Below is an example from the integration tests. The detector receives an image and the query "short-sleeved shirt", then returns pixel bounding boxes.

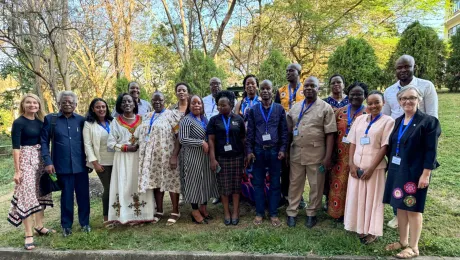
[287,98,337,165]
[207,113,245,157]
[383,77,438,119]
[11,116,43,148]
[347,114,395,170]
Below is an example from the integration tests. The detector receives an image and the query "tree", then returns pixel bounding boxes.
[175,50,226,97]
[385,21,446,88]
[258,49,290,89]
[327,38,382,90]
[446,31,460,92]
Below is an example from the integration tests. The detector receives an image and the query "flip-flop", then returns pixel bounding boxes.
[253,217,263,225]
[271,217,282,227]
[166,213,180,226]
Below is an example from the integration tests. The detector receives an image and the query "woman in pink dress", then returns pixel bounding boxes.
[344,90,395,244]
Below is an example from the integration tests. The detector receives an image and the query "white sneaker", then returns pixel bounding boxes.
[387,216,398,229]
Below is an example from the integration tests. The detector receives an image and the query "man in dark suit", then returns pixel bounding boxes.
[41,91,90,237]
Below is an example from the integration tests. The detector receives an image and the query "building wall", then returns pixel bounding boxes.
[445,0,460,38]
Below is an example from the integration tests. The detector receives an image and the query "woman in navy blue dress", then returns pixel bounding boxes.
[383,85,441,259]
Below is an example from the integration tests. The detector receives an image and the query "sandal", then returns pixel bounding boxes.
[386,241,409,251]
[363,235,378,245]
[166,213,180,226]
[253,216,263,226]
[395,247,419,259]
[24,236,35,250]
[271,217,282,227]
[152,212,164,224]
[34,226,56,236]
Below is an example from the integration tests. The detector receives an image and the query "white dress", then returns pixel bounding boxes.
[107,115,155,224]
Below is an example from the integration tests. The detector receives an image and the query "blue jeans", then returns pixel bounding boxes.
[252,146,282,217]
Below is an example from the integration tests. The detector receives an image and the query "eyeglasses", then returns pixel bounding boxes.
[399,96,418,102]
[60,100,75,105]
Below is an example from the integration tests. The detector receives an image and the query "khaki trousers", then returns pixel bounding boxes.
[286,161,325,217]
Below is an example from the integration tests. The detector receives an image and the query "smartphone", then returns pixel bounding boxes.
[216,165,222,173]
[357,168,364,178]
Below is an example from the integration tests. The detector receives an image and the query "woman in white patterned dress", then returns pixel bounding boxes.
[138,91,181,226]
[107,93,154,225]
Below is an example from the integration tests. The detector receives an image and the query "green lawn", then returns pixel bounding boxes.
[0,93,459,256]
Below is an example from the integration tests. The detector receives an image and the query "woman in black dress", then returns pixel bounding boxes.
[383,85,441,259]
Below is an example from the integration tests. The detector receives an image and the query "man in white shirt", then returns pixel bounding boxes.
[383,55,438,119]
[203,77,222,121]
[383,54,439,229]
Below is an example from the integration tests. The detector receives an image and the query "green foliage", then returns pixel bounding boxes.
[446,32,460,92]
[327,38,382,90]
[0,60,35,110]
[385,21,446,88]
[258,50,290,90]
[175,50,226,97]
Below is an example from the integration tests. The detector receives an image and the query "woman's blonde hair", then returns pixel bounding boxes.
[19,93,46,121]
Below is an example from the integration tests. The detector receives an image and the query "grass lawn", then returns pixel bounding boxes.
[0,93,459,257]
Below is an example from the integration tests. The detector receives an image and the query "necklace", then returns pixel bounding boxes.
[122,114,136,120]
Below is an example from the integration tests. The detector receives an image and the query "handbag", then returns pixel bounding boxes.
[39,173,61,197]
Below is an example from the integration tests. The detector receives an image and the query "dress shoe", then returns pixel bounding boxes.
[231,218,239,225]
[62,228,72,237]
[81,225,91,233]
[286,216,296,227]
[224,218,232,226]
[305,216,317,229]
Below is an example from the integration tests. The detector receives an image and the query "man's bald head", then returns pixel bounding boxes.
[396,55,415,68]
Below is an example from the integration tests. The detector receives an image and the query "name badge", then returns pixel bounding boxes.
[293,129,299,136]
[224,144,233,151]
[360,137,370,145]
[145,136,150,142]
[342,136,350,144]
[107,147,115,152]
[262,134,271,141]
[232,121,238,126]
[392,156,401,165]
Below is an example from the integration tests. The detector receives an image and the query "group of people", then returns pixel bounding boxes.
[8,54,440,259]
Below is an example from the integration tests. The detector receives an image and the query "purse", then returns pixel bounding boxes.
[39,173,61,197]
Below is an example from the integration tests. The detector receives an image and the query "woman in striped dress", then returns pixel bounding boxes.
[179,95,219,224]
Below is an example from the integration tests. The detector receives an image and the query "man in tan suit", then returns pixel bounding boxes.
[286,76,337,228]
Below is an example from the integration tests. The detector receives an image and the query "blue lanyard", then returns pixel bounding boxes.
[295,100,315,129]
[192,114,207,131]
[242,95,258,114]
[147,109,165,135]
[396,116,414,155]
[346,105,364,134]
[221,114,232,144]
[364,113,382,136]
[259,102,274,133]
[288,83,301,109]
[98,120,110,134]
